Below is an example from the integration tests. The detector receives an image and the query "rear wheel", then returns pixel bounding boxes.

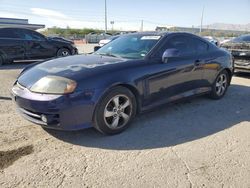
[57,48,71,57]
[209,70,229,99]
[94,87,137,135]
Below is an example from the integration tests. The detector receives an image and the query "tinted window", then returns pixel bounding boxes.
[168,36,195,55]
[19,30,45,40]
[192,37,209,52]
[153,35,208,58]
[232,35,250,42]
[156,35,196,57]
[0,28,20,39]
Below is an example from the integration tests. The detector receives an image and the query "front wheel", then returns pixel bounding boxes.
[209,70,229,99]
[57,48,71,57]
[94,87,137,135]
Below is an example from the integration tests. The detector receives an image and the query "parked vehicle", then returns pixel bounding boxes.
[99,35,120,47]
[0,28,78,66]
[94,35,120,52]
[203,36,220,46]
[221,34,250,73]
[85,32,112,43]
[12,32,233,135]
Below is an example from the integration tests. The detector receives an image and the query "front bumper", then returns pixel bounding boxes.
[234,59,250,73]
[11,83,94,130]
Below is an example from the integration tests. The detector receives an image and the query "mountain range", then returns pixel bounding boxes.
[203,23,250,31]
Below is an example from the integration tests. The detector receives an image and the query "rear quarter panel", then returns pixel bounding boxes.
[202,48,233,85]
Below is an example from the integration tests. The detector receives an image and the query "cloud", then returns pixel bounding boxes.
[29,8,154,31]
[31,8,68,19]
[0,11,20,19]
[30,7,101,29]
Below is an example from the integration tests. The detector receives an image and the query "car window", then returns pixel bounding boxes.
[19,30,45,41]
[95,35,161,59]
[0,28,20,39]
[244,36,250,42]
[167,36,195,55]
[232,35,250,42]
[155,35,196,58]
[192,37,209,52]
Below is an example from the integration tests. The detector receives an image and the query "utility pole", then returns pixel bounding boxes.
[105,0,107,33]
[110,21,114,31]
[140,20,144,32]
[200,6,205,34]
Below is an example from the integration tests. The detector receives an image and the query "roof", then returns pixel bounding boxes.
[126,31,169,36]
[0,17,45,30]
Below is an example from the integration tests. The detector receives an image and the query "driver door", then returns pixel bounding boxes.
[143,34,204,106]
[20,29,56,60]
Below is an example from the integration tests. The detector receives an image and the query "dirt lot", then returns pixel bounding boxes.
[0,62,250,188]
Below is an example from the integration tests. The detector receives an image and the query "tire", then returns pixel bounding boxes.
[94,86,137,135]
[57,48,71,57]
[209,70,229,100]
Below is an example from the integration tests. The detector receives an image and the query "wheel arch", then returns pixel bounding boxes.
[116,83,142,113]
[223,68,233,85]
[92,83,142,123]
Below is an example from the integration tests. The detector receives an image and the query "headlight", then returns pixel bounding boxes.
[30,76,77,94]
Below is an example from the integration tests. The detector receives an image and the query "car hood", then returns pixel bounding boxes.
[17,54,127,89]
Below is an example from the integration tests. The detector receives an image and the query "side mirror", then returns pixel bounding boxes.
[94,46,101,52]
[162,48,180,63]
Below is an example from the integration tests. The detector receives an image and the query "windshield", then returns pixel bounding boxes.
[232,35,250,43]
[95,34,161,59]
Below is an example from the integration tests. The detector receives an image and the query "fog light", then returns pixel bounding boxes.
[41,115,48,123]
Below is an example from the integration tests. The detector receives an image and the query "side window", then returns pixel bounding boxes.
[29,31,45,41]
[166,36,196,56]
[19,30,45,41]
[243,36,250,42]
[153,35,196,58]
[0,29,19,39]
[192,37,209,52]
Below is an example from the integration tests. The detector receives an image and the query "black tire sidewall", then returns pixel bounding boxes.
[210,70,229,99]
[94,87,137,135]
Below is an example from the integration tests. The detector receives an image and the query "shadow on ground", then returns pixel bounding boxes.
[234,72,250,79]
[47,84,250,150]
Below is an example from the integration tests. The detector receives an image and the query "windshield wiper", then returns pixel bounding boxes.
[96,52,121,58]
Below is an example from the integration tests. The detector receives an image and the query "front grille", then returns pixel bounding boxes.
[235,59,250,66]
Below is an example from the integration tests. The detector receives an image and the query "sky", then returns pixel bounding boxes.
[0,0,249,30]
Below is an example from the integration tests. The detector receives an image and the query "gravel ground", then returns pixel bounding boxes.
[0,61,250,188]
[76,44,97,54]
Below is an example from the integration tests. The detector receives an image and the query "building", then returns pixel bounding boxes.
[155,26,247,36]
[0,17,45,30]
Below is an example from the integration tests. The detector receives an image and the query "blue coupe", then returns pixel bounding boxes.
[12,32,234,134]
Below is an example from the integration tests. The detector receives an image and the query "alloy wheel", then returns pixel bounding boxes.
[215,74,227,96]
[61,50,69,56]
[103,95,132,130]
